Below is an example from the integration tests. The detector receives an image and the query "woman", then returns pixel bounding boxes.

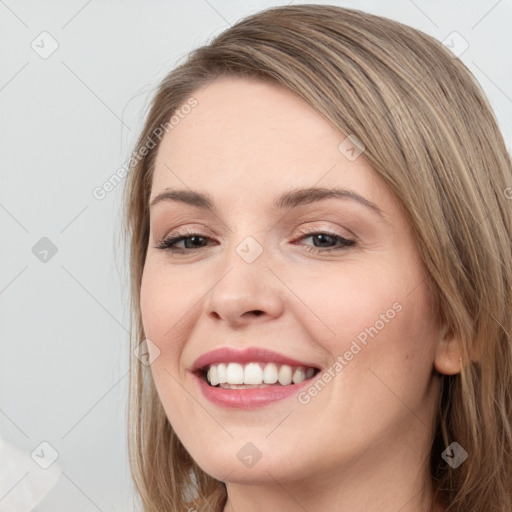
[122,4,512,511]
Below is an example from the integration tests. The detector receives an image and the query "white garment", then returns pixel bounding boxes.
[0,436,61,512]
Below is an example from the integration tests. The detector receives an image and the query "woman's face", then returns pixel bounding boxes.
[140,77,444,487]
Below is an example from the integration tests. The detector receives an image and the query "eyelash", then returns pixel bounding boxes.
[154,228,357,255]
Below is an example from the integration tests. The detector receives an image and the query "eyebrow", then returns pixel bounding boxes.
[149,186,387,220]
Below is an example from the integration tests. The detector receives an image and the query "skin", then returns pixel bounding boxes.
[140,76,461,512]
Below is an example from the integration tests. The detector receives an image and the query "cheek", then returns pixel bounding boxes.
[140,265,165,343]
[139,263,198,419]
[139,260,216,392]
[282,260,406,348]
[291,257,436,387]
[286,266,437,456]
[139,261,197,344]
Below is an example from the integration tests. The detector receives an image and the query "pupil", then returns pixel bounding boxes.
[185,236,204,249]
[314,234,334,247]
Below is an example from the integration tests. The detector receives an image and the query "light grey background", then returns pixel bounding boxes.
[0,0,510,510]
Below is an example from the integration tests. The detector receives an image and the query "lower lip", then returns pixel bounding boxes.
[191,371,315,409]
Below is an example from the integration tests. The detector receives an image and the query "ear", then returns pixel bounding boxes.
[434,324,463,375]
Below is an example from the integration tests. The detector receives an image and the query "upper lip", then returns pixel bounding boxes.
[190,347,321,373]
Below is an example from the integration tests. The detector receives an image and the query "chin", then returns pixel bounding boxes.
[185,441,314,485]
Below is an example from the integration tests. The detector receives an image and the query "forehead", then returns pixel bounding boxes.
[151,77,387,209]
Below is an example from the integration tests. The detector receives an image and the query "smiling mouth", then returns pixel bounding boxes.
[198,361,321,388]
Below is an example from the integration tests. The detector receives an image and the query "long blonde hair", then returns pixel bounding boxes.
[122,4,512,511]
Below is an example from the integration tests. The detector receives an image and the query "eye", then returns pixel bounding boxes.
[153,228,357,255]
[293,229,357,254]
[154,229,215,254]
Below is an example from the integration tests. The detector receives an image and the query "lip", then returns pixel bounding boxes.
[190,346,321,373]
[189,346,321,409]
[191,370,317,409]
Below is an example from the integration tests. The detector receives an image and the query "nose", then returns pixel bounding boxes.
[204,252,284,328]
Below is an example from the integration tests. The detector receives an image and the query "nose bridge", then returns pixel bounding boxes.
[205,231,284,324]
[233,233,266,266]
[219,211,270,267]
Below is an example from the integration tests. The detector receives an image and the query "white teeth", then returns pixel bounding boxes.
[263,362,278,384]
[244,362,263,384]
[226,362,244,384]
[278,364,293,385]
[205,362,318,386]
[292,367,306,384]
[217,363,227,384]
